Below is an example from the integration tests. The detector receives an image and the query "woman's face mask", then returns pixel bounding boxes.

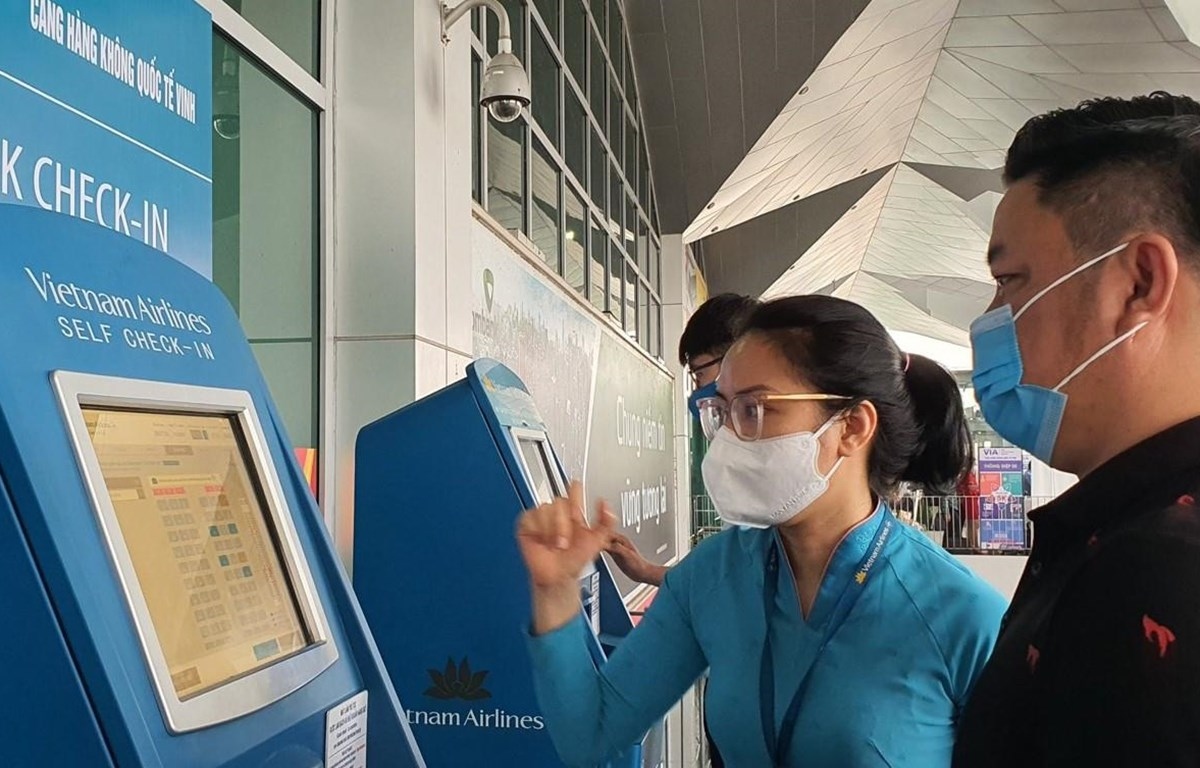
[701,415,843,529]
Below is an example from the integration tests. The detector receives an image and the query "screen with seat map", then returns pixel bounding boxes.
[82,407,312,700]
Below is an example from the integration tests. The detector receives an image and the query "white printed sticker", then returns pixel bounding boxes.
[325,691,368,768]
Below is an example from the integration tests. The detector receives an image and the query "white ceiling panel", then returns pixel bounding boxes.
[956,0,1063,15]
[946,16,1043,47]
[688,0,1200,367]
[949,45,1079,74]
[1053,42,1200,73]
[1149,7,1189,41]
[1055,0,1144,11]
[683,0,956,241]
[1013,10,1163,45]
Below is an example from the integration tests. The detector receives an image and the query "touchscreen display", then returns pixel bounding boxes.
[82,407,311,700]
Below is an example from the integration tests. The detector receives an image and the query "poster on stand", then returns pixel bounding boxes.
[979,447,1027,550]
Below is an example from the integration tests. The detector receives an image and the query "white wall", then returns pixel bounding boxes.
[328,0,474,569]
[328,2,692,759]
[1031,458,1076,499]
[660,233,699,767]
[956,555,1025,602]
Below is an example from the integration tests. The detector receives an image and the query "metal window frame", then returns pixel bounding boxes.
[193,0,336,514]
[472,0,665,361]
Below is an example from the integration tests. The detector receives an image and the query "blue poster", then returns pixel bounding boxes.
[978,448,1027,551]
[0,0,212,277]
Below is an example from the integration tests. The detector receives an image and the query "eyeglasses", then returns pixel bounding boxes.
[687,356,724,386]
[696,393,852,442]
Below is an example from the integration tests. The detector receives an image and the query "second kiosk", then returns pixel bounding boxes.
[354,359,665,767]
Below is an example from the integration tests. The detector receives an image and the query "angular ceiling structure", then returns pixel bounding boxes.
[664,0,1200,368]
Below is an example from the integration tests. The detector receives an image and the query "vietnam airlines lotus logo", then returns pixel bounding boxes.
[425,657,492,701]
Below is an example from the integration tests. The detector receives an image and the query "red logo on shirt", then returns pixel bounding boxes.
[1026,644,1040,673]
[1143,615,1176,659]
[1177,495,1195,507]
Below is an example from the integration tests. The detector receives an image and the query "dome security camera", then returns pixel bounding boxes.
[443,1,531,123]
[481,50,530,123]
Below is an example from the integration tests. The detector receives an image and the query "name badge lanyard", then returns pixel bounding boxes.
[759,513,895,766]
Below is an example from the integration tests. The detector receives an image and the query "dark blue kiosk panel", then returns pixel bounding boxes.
[354,359,665,767]
[0,206,425,767]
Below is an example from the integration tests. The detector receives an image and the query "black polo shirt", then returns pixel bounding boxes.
[953,417,1200,766]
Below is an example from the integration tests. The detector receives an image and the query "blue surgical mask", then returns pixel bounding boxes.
[970,242,1146,464]
[688,381,718,420]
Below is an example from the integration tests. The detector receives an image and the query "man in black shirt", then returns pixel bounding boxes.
[954,92,1200,765]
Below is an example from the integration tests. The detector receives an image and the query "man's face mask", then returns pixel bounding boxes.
[688,381,718,421]
[970,242,1146,464]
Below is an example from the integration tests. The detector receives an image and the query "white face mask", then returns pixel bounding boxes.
[701,417,843,529]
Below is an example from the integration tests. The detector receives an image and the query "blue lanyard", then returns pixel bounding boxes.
[759,512,895,766]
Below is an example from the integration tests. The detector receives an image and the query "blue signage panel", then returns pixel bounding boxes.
[0,205,423,766]
[0,0,212,277]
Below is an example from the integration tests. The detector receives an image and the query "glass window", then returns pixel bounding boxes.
[487,117,527,232]
[531,26,560,149]
[472,53,483,203]
[211,34,318,446]
[623,256,637,337]
[626,49,638,111]
[609,81,622,165]
[534,0,559,43]
[222,0,319,77]
[650,237,661,293]
[609,162,623,240]
[589,215,607,312]
[565,186,587,295]
[609,243,625,325]
[639,280,651,351]
[590,29,606,128]
[624,116,637,192]
[487,0,526,60]
[625,193,637,267]
[531,137,561,270]
[651,298,661,358]
[590,0,606,34]
[590,130,607,211]
[564,0,587,88]
[566,92,587,185]
[639,139,649,204]
[637,217,648,275]
[649,187,657,233]
[608,6,623,79]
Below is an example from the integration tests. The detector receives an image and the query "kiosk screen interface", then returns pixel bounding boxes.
[519,438,558,506]
[81,407,311,700]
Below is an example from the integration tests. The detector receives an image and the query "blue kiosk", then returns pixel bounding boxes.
[0,206,425,767]
[354,359,665,767]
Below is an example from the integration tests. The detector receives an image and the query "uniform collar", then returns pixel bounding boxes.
[772,502,887,627]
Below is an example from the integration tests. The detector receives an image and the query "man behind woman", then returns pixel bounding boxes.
[516,294,1006,766]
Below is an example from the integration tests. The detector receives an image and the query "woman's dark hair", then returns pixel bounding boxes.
[741,295,972,496]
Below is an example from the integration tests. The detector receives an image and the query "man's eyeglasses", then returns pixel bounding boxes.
[687,356,723,386]
[696,392,852,442]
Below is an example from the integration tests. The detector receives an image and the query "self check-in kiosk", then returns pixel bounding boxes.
[354,359,665,767]
[0,206,425,767]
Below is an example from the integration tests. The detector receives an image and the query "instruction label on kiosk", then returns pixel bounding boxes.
[326,691,368,768]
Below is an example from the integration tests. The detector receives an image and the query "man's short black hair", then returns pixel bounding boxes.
[1004,91,1200,264]
[678,293,759,366]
